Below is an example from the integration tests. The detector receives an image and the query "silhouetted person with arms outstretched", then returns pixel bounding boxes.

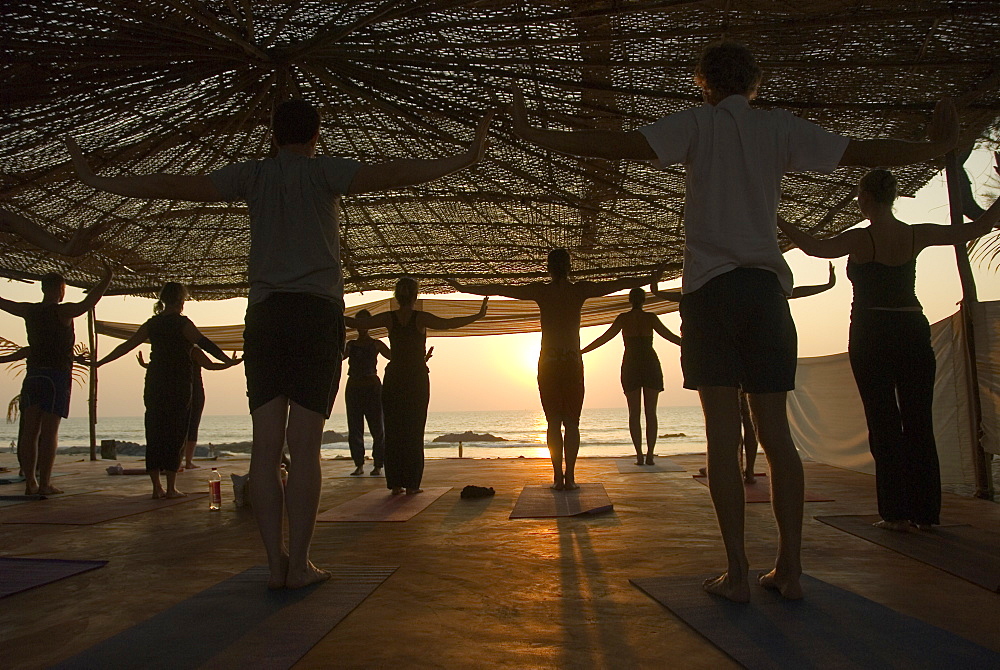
[67,99,494,589]
[350,278,487,494]
[508,40,958,600]
[343,308,391,477]
[450,248,653,490]
[581,287,680,466]
[0,264,112,495]
[780,169,1000,532]
[96,283,236,499]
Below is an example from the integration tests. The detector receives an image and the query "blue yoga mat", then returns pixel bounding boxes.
[54,565,396,670]
[630,572,1000,669]
[0,557,107,598]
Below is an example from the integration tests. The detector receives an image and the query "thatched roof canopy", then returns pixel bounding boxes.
[2,1,999,298]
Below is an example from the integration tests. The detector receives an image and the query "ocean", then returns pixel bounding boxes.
[0,406,707,460]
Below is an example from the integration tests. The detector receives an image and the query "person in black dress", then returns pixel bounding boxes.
[780,169,1000,530]
[350,278,487,494]
[138,346,241,470]
[581,288,680,466]
[97,283,236,499]
[0,263,113,494]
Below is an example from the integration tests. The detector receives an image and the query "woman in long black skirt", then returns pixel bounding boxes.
[780,169,1000,531]
[350,278,487,494]
[97,283,236,498]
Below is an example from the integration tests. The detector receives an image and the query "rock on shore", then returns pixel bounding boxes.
[433,431,506,443]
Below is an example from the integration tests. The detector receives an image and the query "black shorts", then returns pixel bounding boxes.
[680,268,797,393]
[21,367,72,418]
[243,293,344,418]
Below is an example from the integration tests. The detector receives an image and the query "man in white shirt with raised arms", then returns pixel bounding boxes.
[508,41,958,602]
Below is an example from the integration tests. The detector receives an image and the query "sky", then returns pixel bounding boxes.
[0,152,997,419]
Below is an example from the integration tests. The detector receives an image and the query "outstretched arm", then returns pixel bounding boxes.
[0,207,108,256]
[96,324,149,366]
[778,215,868,259]
[789,263,836,299]
[419,297,489,331]
[62,261,114,318]
[510,89,657,160]
[580,273,655,299]
[0,295,29,318]
[650,283,682,302]
[581,316,623,354]
[914,196,1000,249]
[446,277,540,300]
[66,138,223,202]
[651,316,682,346]
[180,320,235,364]
[193,347,242,370]
[840,98,959,167]
[347,311,394,332]
[377,340,391,360]
[348,112,494,195]
[0,347,29,364]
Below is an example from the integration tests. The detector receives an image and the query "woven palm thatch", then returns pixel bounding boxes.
[2,1,1000,299]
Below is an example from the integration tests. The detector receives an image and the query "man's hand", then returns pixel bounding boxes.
[478,296,489,315]
[65,137,97,185]
[464,110,495,165]
[927,97,959,150]
[509,87,531,139]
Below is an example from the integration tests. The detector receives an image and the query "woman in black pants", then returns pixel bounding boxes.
[350,278,487,494]
[98,283,237,498]
[779,169,999,530]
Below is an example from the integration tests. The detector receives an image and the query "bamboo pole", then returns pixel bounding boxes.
[944,151,992,499]
[88,308,98,461]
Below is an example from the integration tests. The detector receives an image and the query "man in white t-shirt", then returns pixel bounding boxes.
[67,100,493,590]
[508,41,958,602]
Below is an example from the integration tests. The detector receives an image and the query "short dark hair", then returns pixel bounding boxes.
[272,99,321,146]
[547,248,571,278]
[40,272,65,295]
[859,169,898,205]
[394,277,419,306]
[629,287,646,308]
[695,41,762,99]
[355,308,372,319]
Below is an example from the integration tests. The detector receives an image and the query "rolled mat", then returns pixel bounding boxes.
[693,474,834,503]
[53,565,396,670]
[509,483,613,519]
[317,487,451,522]
[815,514,1000,592]
[630,572,1000,669]
[0,557,107,598]
[0,493,207,525]
[615,459,685,473]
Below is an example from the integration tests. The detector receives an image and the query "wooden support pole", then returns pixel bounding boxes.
[944,151,992,500]
[88,308,98,461]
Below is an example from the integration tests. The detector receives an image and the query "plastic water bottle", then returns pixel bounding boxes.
[280,464,288,488]
[208,468,222,510]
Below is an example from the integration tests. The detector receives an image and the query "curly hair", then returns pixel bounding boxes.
[695,41,763,99]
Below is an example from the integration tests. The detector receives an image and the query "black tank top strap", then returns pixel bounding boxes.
[865,227,877,260]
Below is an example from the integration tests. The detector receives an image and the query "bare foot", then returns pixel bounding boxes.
[873,519,911,532]
[563,480,580,491]
[645,454,655,465]
[405,488,423,495]
[551,474,565,491]
[268,555,289,590]
[151,490,166,500]
[758,569,803,600]
[703,572,751,603]
[185,463,200,470]
[25,483,39,496]
[165,489,187,499]
[391,487,404,495]
[350,466,363,476]
[285,561,331,590]
[635,455,644,466]
[38,485,64,495]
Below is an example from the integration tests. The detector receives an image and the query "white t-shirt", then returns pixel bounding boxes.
[639,95,849,295]
[210,151,362,308]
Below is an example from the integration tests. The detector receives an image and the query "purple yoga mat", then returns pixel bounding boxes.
[0,557,107,598]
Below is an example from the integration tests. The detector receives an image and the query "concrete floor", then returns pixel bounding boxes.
[2,452,999,669]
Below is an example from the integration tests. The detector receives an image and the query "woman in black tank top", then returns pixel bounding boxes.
[348,278,488,495]
[779,169,1000,530]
